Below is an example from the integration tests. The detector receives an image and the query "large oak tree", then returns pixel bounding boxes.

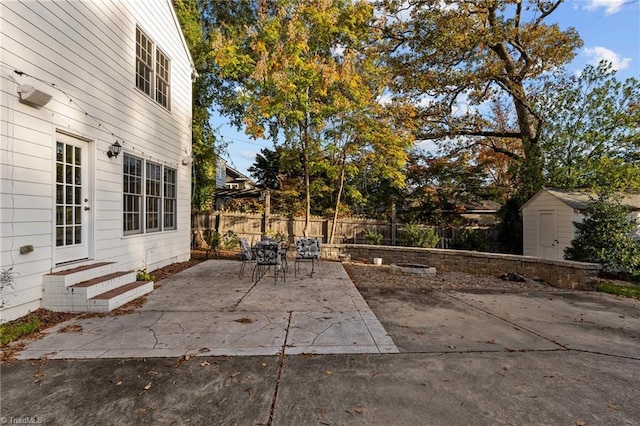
[379,0,583,200]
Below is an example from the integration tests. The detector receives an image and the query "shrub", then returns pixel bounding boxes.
[450,228,488,251]
[565,193,640,277]
[399,223,440,248]
[136,269,155,281]
[221,230,240,250]
[364,229,384,245]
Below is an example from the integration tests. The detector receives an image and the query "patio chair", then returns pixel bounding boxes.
[253,242,285,285]
[238,238,253,278]
[294,237,320,277]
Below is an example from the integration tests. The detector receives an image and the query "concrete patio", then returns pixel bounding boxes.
[15,259,398,359]
[3,259,639,425]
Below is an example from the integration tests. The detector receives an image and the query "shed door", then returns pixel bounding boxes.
[55,133,92,264]
[537,210,558,260]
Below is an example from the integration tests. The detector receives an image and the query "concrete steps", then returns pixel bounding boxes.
[42,262,154,313]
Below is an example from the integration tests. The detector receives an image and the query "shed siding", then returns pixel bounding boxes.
[1,0,192,321]
[522,191,576,259]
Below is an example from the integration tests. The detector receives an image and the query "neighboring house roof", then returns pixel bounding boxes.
[215,187,263,199]
[522,188,640,211]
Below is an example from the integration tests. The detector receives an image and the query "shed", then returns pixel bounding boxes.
[1,0,194,321]
[522,188,640,260]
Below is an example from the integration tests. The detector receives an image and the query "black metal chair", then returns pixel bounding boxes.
[253,242,285,285]
[238,238,253,278]
[294,237,320,277]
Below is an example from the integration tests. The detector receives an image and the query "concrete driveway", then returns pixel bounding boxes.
[2,260,639,425]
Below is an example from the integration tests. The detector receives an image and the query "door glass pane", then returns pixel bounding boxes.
[56,206,63,225]
[66,206,73,225]
[66,164,72,184]
[56,139,84,248]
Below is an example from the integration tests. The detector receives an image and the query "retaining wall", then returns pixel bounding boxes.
[322,244,601,291]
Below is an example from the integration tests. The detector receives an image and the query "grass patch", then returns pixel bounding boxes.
[596,283,640,299]
[0,315,40,345]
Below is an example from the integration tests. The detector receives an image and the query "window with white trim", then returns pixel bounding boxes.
[136,26,171,110]
[123,153,177,234]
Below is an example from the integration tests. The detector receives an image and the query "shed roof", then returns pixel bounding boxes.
[522,188,640,211]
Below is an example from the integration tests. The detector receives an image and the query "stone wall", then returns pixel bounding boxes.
[321,244,601,291]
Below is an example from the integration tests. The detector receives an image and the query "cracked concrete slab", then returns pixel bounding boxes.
[449,291,640,358]
[15,260,397,359]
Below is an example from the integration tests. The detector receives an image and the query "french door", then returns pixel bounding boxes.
[55,132,91,264]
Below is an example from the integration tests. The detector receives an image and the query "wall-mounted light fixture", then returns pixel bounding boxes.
[107,141,122,159]
[182,155,193,166]
[17,84,52,107]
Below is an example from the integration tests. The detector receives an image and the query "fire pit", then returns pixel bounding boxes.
[390,263,436,275]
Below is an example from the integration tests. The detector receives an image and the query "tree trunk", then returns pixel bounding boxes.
[329,159,347,244]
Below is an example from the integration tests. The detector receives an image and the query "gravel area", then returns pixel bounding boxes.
[343,262,564,292]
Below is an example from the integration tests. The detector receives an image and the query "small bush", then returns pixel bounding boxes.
[565,193,640,276]
[364,229,384,245]
[399,223,440,248]
[221,230,240,250]
[0,316,40,345]
[136,269,155,281]
[450,228,488,251]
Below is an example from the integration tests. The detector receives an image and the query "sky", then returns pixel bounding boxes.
[210,0,640,177]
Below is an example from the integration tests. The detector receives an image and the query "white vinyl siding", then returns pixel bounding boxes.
[1,0,192,321]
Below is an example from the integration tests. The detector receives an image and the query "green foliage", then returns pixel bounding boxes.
[399,223,440,248]
[540,61,640,192]
[564,194,640,276]
[204,230,221,258]
[497,198,524,254]
[379,0,582,198]
[364,229,384,245]
[220,230,240,250]
[450,229,488,252]
[0,315,40,345]
[136,269,155,282]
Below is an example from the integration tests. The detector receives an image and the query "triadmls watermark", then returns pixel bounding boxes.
[1,417,44,425]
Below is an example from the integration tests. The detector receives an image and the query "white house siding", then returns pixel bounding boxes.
[1,1,192,322]
[522,191,576,260]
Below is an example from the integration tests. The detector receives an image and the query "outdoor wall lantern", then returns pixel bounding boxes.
[107,141,122,159]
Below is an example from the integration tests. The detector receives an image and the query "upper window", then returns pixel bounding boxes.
[136,26,171,110]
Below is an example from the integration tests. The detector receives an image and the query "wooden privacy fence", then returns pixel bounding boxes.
[192,211,506,253]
